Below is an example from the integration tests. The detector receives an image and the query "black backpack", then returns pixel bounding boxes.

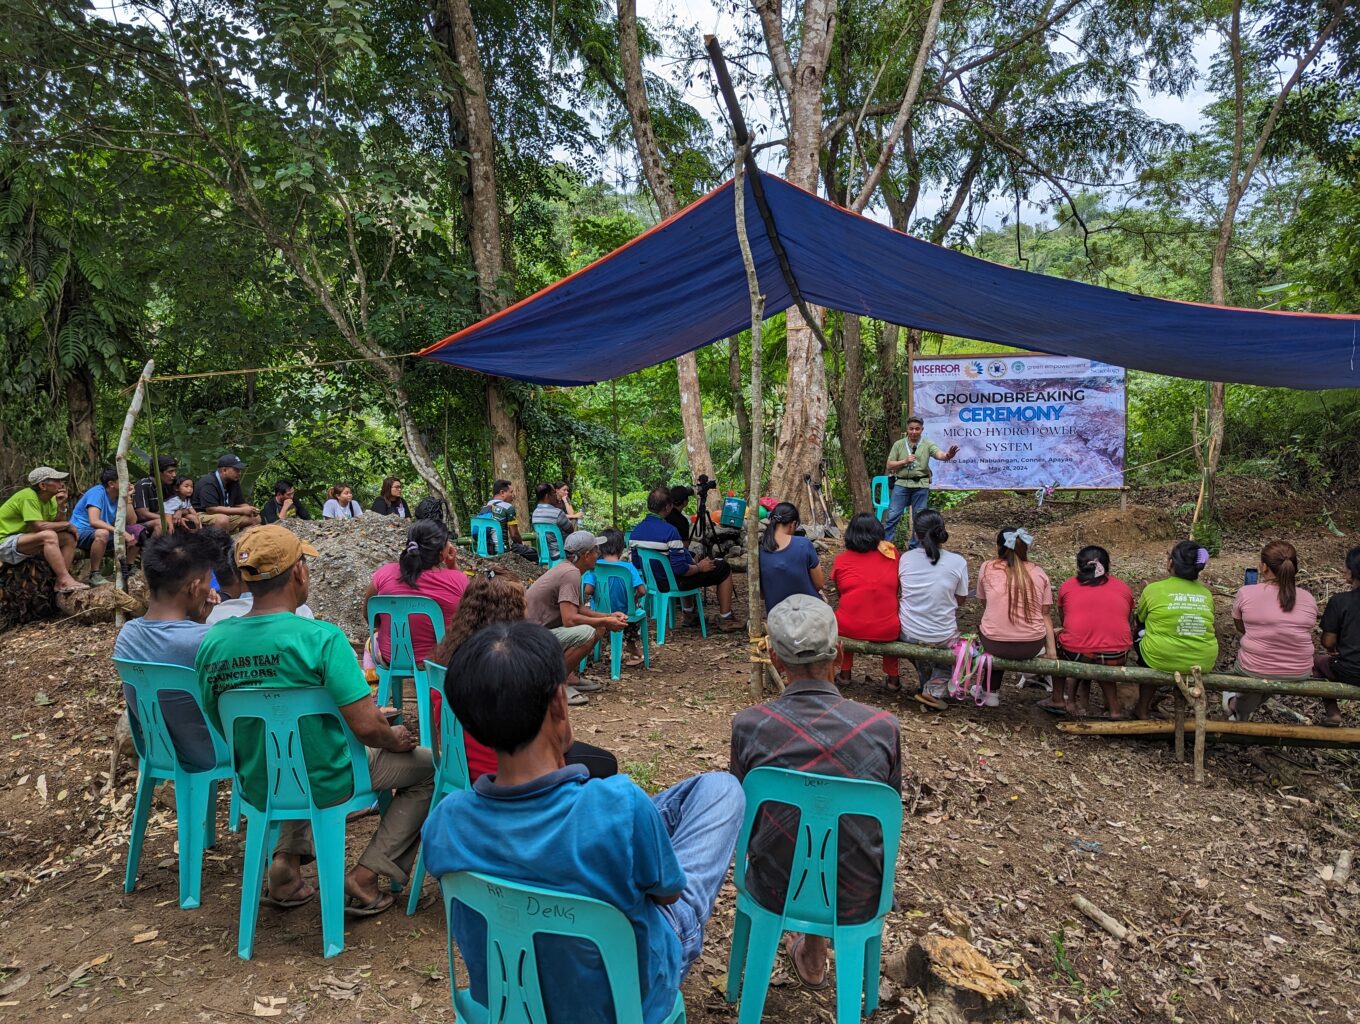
[413,496,448,525]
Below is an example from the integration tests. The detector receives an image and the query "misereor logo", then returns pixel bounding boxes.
[917,362,960,375]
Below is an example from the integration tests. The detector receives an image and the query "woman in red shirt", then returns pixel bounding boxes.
[1045,545,1133,717]
[832,513,902,692]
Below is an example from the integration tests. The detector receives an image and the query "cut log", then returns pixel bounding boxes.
[55,584,146,624]
[891,933,1027,1022]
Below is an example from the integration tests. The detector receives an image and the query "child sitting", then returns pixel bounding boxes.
[162,476,201,531]
[582,527,646,668]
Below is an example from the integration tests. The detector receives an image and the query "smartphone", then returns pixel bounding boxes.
[1244,568,1258,585]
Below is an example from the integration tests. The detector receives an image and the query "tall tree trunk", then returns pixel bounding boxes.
[617,0,716,505]
[66,367,98,482]
[835,315,873,513]
[442,0,529,524]
[758,0,836,503]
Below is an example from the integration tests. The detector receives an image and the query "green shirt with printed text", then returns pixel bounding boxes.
[1134,577,1219,673]
[196,612,372,808]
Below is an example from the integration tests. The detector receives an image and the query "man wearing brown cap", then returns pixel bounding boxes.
[729,594,901,989]
[196,525,434,915]
[0,466,87,592]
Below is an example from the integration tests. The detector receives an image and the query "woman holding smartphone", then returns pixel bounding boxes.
[1224,540,1318,721]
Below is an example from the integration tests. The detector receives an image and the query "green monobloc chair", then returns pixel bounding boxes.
[726,767,903,1024]
[440,869,687,1023]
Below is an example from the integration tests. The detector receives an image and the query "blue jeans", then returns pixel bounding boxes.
[883,483,930,548]
[652,772,746,975]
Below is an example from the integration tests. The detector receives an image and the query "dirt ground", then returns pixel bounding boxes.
[1,477,1358,1023]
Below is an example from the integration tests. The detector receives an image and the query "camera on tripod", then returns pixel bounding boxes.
[695,473,718,502]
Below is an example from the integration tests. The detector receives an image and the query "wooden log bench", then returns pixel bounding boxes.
[841,639,1360,782]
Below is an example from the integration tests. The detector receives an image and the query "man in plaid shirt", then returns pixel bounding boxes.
[729,594,901,989]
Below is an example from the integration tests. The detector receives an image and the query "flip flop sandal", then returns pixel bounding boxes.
[565,686,589,707]
[344,891,395,917]
[261,885,316,909]
[623,654,645,668]
[1036,702,1068,716]
[785,935,830,991]
[914,692,947,711]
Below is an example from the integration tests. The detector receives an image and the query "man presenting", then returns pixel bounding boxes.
[882,416,958,548]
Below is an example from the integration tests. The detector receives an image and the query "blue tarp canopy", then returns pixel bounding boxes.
[419,172,1360,390]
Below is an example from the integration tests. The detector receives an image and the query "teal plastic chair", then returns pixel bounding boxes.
[535,524,565,567]
[114,658,239,910]
[588,561,650,679]
[726,767,903,1024]
[634,546,706,645]
[470,515,505,557]
[440,870,687,1024]
[871,476,891,523]
[367,594,446,738]
[219,686,382,960]
[406,663,471,915]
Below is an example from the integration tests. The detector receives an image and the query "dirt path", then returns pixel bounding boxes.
[1,480,1357,1022]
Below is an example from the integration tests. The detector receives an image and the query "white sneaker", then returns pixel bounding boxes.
[969,684,1001,708]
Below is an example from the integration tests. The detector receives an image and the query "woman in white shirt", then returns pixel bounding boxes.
[897,509,969,709]
[322,484,364,519]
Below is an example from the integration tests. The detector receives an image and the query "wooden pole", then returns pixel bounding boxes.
[733,141,768,704]
[114,360,154,628]
[142,380,169,534]
[1192,666,1208,784]
[1059,718,1360,746]
[840,639,1360,700]
[1173,677,1186,762]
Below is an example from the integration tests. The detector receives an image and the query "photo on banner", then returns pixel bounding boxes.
[911,354,1126,490]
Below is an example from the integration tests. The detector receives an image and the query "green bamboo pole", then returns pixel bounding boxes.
[840,639,1360,701]
[143,379,169,534]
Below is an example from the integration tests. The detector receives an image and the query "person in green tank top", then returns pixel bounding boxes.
[197,525,433,916]
[1133,540,1219,719]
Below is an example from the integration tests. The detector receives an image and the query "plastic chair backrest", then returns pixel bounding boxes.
[871,475,890,511]
[217,687,374,814]
[423,663,470,790]
[441,870,655,1023]
[590,561,643,617]
[470,515,504,556]
[635,546,684,593]
[535,524,565,565]
[367,594,446,673]
[113,658,227,775]
[735,767,902,926]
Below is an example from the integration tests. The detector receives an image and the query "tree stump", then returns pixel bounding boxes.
[0,559,59,629]
[889,934,1028,1023]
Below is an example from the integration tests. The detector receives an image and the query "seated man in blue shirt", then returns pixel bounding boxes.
[630,485,740,632]
[422,620,745,1024]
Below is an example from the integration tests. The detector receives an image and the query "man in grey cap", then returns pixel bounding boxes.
[524,530,628,705]
[191,453,261,534]
[0,467,87,591]
[729,594,902,990]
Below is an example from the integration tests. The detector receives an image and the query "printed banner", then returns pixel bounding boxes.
[910,354,1125,489]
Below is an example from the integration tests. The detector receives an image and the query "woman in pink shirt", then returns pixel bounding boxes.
[975,526,1056,707]
[1224,540,1318,721]
[364,519,468,667]
[1043,545,1134,718]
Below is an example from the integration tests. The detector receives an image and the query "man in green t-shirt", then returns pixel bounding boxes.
[196,525,433,915]
[882,417,959,548]
[0,466,87,592]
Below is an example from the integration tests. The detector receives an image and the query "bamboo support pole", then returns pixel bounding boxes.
[1058,718,1360,746]
[114,360,154,628]
[840,639,1360,700]
[1192,667,1208,784]
[1174,681,1186,762]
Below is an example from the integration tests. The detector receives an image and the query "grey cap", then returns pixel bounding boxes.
[564,531,604,556]
[767,594,839,665]
[27,466,69,485]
